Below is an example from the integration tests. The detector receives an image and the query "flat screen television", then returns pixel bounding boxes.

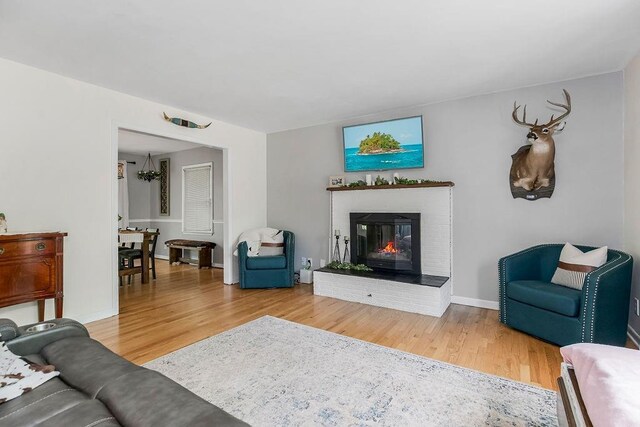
[343,116,424,172]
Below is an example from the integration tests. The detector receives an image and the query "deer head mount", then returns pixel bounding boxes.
[509,89,571,200]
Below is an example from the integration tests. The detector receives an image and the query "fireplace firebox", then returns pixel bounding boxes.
[350,213,421,275]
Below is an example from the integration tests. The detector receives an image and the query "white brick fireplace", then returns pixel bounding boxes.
[314,184,453,317]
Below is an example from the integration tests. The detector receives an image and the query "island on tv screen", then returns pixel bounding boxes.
[343,116,424,172]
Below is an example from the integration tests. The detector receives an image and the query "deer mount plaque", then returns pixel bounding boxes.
[509,89,571,201]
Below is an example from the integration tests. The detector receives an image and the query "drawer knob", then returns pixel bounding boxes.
[36,243,46,251]
[0,247,4,255]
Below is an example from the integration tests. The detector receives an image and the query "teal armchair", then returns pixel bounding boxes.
[499,244,633,346]
[238,231,295,289]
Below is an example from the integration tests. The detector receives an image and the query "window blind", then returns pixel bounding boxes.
[182,163,213,234]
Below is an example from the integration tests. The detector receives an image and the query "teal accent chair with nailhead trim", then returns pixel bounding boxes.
[499,244,633,346]
[238,231,295,289]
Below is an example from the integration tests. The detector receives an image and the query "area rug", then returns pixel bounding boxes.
[144,316,557,426]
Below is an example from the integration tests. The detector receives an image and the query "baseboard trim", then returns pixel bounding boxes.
[76,309,118,325]
[155,254,223,269]
[627,325,640,349]
[451,296,499,311]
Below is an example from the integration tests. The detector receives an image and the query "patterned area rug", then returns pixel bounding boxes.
[145,316,557,426]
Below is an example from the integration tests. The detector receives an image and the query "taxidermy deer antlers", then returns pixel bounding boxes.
[510,89,571,194]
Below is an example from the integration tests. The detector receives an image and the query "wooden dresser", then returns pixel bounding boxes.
[0,232,67,321]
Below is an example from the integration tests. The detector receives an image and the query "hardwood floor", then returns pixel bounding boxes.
[86,259,563,390]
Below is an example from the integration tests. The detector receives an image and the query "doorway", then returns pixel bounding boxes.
[116,129,225,311]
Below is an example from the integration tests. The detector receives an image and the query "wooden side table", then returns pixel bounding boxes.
[0,232,67,321]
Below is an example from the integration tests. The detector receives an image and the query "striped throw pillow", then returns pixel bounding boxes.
[551,243,607,290]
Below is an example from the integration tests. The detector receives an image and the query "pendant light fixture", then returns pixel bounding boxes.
[137,153,161,182]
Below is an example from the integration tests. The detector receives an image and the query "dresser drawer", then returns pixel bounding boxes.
[0,239,55,258]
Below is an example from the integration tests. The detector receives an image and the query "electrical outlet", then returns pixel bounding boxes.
[307,258,313,269]
[635,298,640,317]
[320,259,326,268]
[301,257,307,268]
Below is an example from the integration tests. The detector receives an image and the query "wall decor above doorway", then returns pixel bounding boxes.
[163,112,212,129]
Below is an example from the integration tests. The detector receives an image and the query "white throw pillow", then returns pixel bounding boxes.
[0,342,59,404]
[551,243,608,290]
[259,229,284,257]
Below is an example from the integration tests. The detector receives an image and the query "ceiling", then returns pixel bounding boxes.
[1,1,639,133]
[118,129,204,156]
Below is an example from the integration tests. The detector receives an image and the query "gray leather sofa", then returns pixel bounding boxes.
[0,318,248,426]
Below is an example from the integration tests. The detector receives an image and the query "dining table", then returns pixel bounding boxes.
[118,229,159,284]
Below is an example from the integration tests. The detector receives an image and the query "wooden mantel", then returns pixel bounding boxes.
[326,181,454,192]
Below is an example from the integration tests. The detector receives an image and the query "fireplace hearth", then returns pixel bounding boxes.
[350,212,421,276]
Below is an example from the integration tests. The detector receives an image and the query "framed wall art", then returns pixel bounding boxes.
[159,158,170,215]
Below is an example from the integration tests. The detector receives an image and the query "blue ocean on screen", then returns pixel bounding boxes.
[343,116,424,172]
[344,145,424,172]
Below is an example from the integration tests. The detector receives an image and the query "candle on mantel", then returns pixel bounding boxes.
[334,229,341,237]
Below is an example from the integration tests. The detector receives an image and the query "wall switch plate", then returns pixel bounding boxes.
[320,259,326,268]
[635,298,640,317]
[301,257,307,268]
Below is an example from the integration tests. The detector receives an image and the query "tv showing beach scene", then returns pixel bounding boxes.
[343,116,424,172]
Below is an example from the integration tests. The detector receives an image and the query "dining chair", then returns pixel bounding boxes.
[122,228,160,283]
[118,227,142,285]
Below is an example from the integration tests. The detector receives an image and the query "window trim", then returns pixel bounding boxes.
[181,162,213,235]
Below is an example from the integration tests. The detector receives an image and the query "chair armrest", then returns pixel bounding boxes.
[6,318,89,356]
[580,251,633,344]
[238,241,248,284]
[283,231,295,282]
[283,232,294,266]
[499,245,557,323]
[238,241,248,263]
[0,319,19,341]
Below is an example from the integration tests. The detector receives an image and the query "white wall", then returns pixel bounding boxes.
[624,53,640,333]
[267,73,624,306]
[0,57,266,325]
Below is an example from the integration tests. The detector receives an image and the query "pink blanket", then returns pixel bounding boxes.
[561,343,640,427]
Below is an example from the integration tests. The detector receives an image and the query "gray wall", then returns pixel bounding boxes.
[267,72,624,303]
[123,146,224,265]
[150,146,224,264]
[624,54,640,333]
[118,152,150,221]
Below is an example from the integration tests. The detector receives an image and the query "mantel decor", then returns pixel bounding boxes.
[327,180,454,192]
[137,153,162,182]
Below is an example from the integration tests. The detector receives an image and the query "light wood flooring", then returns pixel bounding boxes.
[87,260,563,390]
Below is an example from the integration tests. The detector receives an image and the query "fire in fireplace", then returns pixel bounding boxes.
[350,212,421,275]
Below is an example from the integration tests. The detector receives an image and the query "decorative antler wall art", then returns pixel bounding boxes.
[163,112,211,129]
[509,89,571,201]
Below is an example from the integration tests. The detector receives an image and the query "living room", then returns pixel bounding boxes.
[0,1,639,425]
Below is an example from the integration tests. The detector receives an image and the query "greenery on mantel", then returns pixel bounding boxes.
[345,176,448,188]
[325,261,373,272]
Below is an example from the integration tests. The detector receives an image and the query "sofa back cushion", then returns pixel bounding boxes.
[97,370,247,427]
[41,337,140,398]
